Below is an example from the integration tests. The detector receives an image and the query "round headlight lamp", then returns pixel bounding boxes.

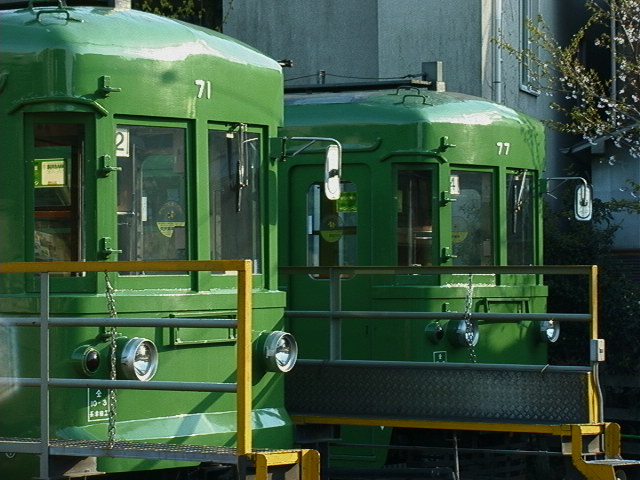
[454,320,480,347]
[263,331,298,373]
[119,337,158,381]
[425,322,445,344]
[539,320,560,343]
[72,345,101,376]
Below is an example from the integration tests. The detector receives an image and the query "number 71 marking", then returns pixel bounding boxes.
[195,80,211,99]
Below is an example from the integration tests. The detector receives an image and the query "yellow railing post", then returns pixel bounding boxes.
[236,259,253,455]
[589,265,599,340]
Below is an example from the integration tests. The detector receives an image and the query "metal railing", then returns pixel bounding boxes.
[0,260,253,479]
[281,264,600,359]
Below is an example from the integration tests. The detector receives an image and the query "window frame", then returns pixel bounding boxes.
[207,124,264,274]
[394,166,436,267]
[114,117,192,289]
[24,113,95,292]
[449,167,496,266]
[520,0,541,95]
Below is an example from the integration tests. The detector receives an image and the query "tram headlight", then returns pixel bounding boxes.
[539,320,560,343]
[263,331,298,373]
[119,337,158,381]
[72,345,101,376]
[453,320,480,347]
[425,322,445,344]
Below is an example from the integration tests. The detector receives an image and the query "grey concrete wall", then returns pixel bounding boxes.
[224,1,487,93]
[377,1,484,96]
[224,0,380,86]
[223,0,560,99]
[593,149,640,250]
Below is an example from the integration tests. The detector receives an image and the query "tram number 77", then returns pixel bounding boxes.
[496,142,511,155]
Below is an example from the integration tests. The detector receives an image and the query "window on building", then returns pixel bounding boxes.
[521,0,541,95]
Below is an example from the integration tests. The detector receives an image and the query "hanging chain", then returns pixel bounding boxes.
[464,273,477,363]
[104,271,118,448]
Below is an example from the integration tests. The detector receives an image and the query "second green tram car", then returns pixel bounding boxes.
[280,82,550,364]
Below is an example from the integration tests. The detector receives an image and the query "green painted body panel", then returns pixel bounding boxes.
[279,86,550,468]
[0,7,281,123]
[280,87,547,362]
[283,89,544,171]
[0,6,288,477]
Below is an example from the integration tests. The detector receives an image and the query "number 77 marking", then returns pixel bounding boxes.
[497,142,511,155]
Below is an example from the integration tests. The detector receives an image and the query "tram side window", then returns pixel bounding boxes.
[450,171,494,265]
[208,128,261,272]
[307,183,357,270]
[33,123,83,262]
[507,172,534,265]
[116,126,187,269]
[397,170,433,266]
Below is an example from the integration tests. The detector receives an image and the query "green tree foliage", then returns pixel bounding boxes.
[134,0,200,20]
[498,0,640,158]
[132,0,223,30]
[608,179,640,213]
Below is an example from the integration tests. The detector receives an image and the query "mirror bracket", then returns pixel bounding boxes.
[542,176,593,221]
[279,136,343,200]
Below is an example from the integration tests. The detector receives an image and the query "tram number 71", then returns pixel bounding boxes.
[195,79,212,99]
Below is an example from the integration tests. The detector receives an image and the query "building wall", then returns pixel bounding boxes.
[375,1,484,96]
[225,0,380,85]
[593,147,640,250]
[224,0,486,92]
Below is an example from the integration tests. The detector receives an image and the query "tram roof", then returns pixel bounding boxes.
[284,81,534,129]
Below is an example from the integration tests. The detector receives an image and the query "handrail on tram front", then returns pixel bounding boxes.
[279,264,600,356]
[0,260,254,479]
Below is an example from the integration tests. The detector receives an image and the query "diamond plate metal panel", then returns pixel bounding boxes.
[286,361,590,424]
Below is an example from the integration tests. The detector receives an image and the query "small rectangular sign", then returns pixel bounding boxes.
[34,158,66,187]
[87,388,111,422]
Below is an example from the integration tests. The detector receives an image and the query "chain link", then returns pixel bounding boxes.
[464,274,477,363]
[104,271,118,448]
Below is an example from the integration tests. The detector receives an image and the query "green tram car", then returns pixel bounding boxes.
[0,2,309,479]
[280,83,550,363]
[278,83,639,480]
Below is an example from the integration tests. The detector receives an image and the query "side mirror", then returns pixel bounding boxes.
[278,136,343,200]
[324,144,342,200]
[574,183,592,221]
